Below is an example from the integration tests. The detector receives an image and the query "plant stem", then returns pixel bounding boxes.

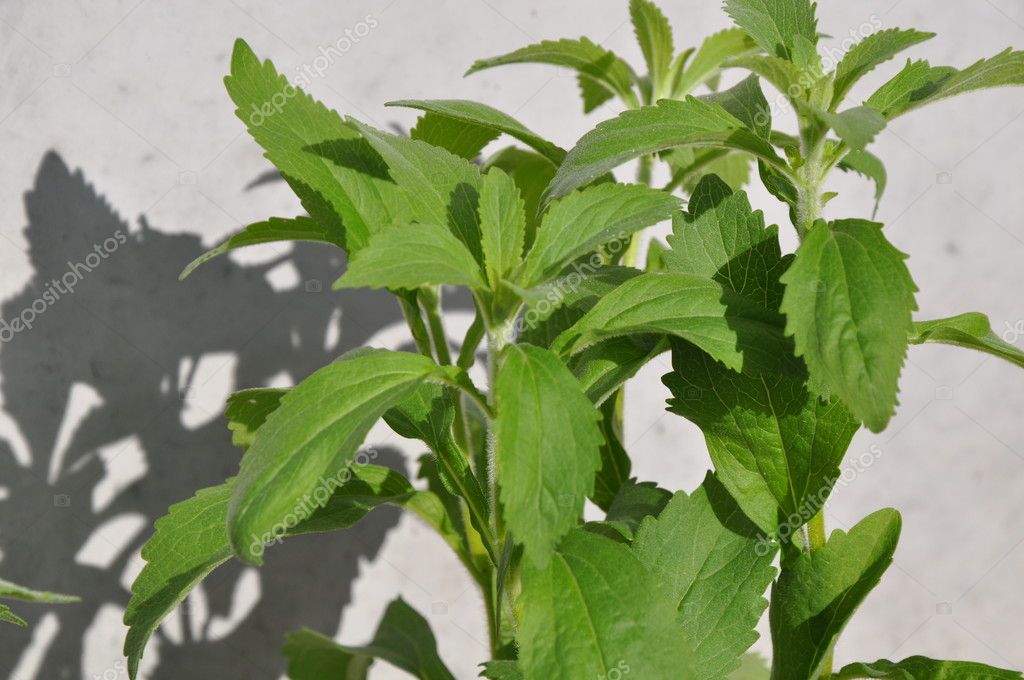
[399,294,433,357]
[421,286,453,365]
[806,509,832,675]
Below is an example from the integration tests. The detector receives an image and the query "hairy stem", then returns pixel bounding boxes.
[399,293,433,357]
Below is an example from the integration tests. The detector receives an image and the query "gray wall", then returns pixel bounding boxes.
[0,1,1022,678]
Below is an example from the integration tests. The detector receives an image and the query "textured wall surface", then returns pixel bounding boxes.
[1,1,1023,678]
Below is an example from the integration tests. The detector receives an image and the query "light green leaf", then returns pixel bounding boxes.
[545,97,786,202]
[831,28,935,108]
[630,0,675,95]
[674,28,759,97]
[867,50,1024,120]
[665,340,858,536]
[833,656,1022,679]
[518,529,694,679]
[335,223,486,291]
[224,39,411,253]
[723,0,818,61]
[479,167,527,288]
[224,388,287,450]
[838,148,887,217]
[410,111,499,160]
[729,54,807,101]
[780,219,918,432]
[910,312,1024,369]
[180,216,340,280]
[0,578,79,604]
[731,653,771,679]
[494,344,603,565]
[227,349,465,563]
[284,598,455,680]
[519,183,680,288]
[633,473,777,680]
[553,271,791,374]
[348,119,484,264]
[770,509,902,680]
[0,604,26,627]
[126,466,455,679]
[807,104,886,151]
[390,99,565,165]
[466,38,640,109]
[577,73,616,112]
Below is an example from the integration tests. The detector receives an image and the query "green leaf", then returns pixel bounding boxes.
[390,99,565,165]
[770,509,902,680]
[519,183,680,288]
[665,174,789,311]
[519,265,641,348]
[570,335,668,405]
[0,604,26,627]
[224,39,411,253]
[545,97,786,202]
[284,598,455,680]
[518,529,694,679]
[466,38,640,109]
[633,472,777,680]
[665,148,754,194]
[807,104,886,151]
[731,653,771,679]
[665,340,859,536]
[591,399,633,512]
[479,167,527,288]
[0,577,79,604]
[831,28,936,108]
[729,54,807,102]
[867,50,1024,120]
[347,119,484,264]
[577,73,617,112]
[480,660,523,679]
[838,148,887,217]
[675,28,759,97]
[180,216,340,280]
[494,344,603,565]
[910,312,1024,369]
[484,147,557,246]
[589,478,671,541]
[227,349,465,563]
[553,271,791,375]
[780,219,918,432]
[723,0,818,61]
[126,466,455,679]
[700,74,774,139]
[410,111,500,160]
[224,388,287,450]
[833,657,1023,679]
[283,629,372,679]
[630,0,675,95]
[334,222,486,290]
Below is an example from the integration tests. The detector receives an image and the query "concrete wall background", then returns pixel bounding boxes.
[0,0,1023,677]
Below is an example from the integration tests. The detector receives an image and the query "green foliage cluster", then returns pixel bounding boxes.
[103,1,1024,678]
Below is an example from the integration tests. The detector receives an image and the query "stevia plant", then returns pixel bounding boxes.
[122,1,1024,678]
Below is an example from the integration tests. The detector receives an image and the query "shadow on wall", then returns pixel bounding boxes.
[0,152,457,679]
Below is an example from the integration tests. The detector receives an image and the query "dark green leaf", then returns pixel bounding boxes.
[807,104,886,151]
[570,335,668,405]
[495,344,603,564]
[591,399,633,512]
[633,473,777,680]
[833,657,1022,679]
[518,529,694,679]
[770,509,902,680]
[410,111,500,160]
[224,388,287,450]
[283,628,372,679]
[590,478,671,541]
[700,74,773,139]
